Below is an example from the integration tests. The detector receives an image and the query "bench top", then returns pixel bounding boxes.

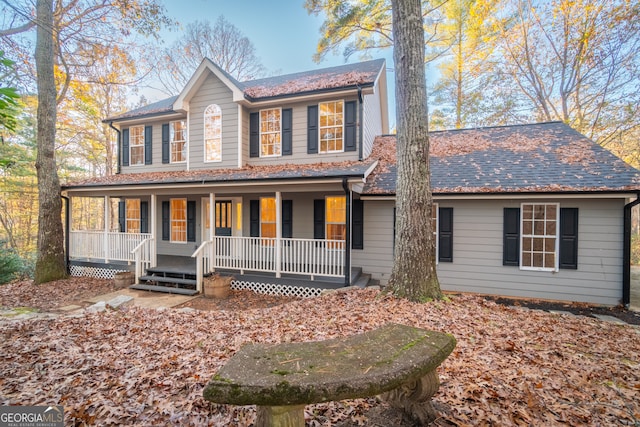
[203,323,456,407]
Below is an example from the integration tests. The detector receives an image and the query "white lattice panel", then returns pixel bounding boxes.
[231,280,322,298]
[69,265,127,280]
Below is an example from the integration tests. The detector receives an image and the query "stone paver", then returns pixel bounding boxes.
[86,288,198,309]
[549,310,577,317]
[591,314,628,325]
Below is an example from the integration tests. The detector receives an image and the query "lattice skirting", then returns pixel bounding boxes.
[69,265,128,280]
[231,279,323,298]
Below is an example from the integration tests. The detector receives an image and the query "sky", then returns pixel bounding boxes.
[159,0,397,127]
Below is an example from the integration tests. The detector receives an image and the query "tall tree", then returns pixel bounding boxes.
[154,17,265,95]
[388,0,442,301]
[34,0,66,283]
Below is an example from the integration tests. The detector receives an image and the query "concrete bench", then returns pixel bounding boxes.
[203,323,456,426]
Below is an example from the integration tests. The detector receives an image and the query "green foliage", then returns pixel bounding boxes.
[0,240,30,284]
[0,51,21,133]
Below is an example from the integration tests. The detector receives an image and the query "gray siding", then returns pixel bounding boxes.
[355,197,626,305]
[362,91,383,159]
[120,119,187,174]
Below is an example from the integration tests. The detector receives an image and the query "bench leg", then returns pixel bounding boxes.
[381,370,440,424]
[255,405,305,427]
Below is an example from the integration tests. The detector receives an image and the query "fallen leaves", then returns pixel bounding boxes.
[1,286,639,426]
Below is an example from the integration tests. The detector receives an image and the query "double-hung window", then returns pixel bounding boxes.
[260,109,281,157]
[170,120,187,163]
[129,125,144,166]
[326,196,346,241]
[170,198,187,243]
[204,104,222,162]
[125,199,141,233]
[260,198,277,239]
[521,203,559,271]
[319,101,344,153]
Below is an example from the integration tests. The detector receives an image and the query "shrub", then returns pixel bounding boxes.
[0,247,23,284]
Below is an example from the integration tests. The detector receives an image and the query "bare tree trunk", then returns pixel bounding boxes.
[34,0,67,284]
[387,0,442,301]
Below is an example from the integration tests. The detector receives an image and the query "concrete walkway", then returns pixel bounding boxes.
[84,288,198,310]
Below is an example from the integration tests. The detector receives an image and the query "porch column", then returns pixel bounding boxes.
[151,193,157,267]
[275,191,282,278]
[210,193,215,273]
[104,196,110,263]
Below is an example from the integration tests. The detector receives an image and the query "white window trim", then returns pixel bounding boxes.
[170,198,187,244]
[170,120,187,164]
[204,104,222,163]
[519,202,560,272]
[129,125,145,167]
[319,100,345,154]
[259,107,282,158]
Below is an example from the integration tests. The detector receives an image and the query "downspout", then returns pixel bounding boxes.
[623,193,640,308]
[342,178,351,286]
[108,121,121,174]
[357,85,364,161]
[62,195,70,274]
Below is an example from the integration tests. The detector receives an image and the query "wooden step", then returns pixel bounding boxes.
[129,283,199,296]
[139,275,197,286]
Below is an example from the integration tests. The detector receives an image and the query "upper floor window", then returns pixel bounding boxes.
[129,125,145,166]
[170,120,187,163]
[319,101,344,153]
[204,104,222,162]
[126,199,141,233]
[260,108,281,157]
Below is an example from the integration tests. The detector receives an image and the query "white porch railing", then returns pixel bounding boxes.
[191,240,214,292]
[69,231,152,262]
[131,238,154,284]
[213,236,345,279]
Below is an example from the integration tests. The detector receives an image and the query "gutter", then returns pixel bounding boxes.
[342,178,352,287]
[623,193,640,308]
[357,85,364,161]
[62,195,70,274]
[108,121,121,175]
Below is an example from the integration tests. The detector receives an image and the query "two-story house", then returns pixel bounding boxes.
[63,58,640,306]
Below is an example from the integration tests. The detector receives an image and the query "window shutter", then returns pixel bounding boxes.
[314,199,325,239]
[503,208,520,266]
[282,108,293,156]
[559,208,579,269]
[162,201,170,241]
[187,201,196,242]
[352,199,364,249]
[118,201,126,232]
[282,200,293,238]
[162,123,170,164]
[344,100,357,152]
[140,201,148,234]
[439,207,453,262]
[249,200,260,237]
[144,125,152,165]
[307,105,318,154]
[250,112,259,158]
[122,128,130,166]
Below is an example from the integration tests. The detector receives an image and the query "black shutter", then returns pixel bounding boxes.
[187,201,196,242]
[438,207,453,262]
[344,100,357,152]
[118,201,126,232]
[250,112,259,158]
[162,201,170,241]
[352,199,364,249]
[140,201,148,234]
[314,199,325,239]
[122,128,130,166]
[282,200,293,238]
[282,108,292,156]
[307,105,318,154]
[144,125,152,165]
[162,123,170,164]
[559,208,579,269]
[249,200,260,237]
[503,208,520,266]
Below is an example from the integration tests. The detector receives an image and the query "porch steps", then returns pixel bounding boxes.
[353,273,372,288]
[135,264,198,295]
[130,283,199,296]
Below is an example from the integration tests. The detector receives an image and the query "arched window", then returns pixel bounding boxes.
[204,104,222,162]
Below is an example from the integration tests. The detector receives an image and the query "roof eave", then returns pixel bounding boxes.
[241,82,376,104]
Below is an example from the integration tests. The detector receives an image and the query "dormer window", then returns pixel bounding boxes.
[129,125,145,166]
[170,120,187,163]
[260,108,281,157]
[204,104,222,162]
[319,101,344,153]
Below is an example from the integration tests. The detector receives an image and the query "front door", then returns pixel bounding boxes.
[215,201,232,236]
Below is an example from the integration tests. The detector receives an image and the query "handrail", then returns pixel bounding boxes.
[131,237,154,284]
[191,240,213,293]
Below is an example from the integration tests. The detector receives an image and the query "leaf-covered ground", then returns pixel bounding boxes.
[1,283,639,426]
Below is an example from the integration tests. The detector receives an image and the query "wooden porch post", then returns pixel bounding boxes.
[275,191,282,278]
[210,193,215,273]
[151,193,157,268]
[104,196,110,263]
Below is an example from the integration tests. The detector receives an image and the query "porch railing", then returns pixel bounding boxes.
[191,240,214,292]
[213,236,345,279]
[69,231,152,262]
[131,238,154,284]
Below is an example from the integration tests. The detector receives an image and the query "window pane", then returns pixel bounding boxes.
[319,101,344,153]
[205,104,222,161]
[327,224,346,241]
[261,223,276,239]
[170,121,186,163]
[170,199,187,242]
[521,203,559,270]
[126,199,140,233]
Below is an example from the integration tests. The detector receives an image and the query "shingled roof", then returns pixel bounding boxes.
[364,122,640,195]
[105,59,385,122]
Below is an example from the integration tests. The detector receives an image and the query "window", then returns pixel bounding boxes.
[170,120,187,163]
[129,125,144,165]
[260,197,276,238]
[326,196,346,241]
[521,203,559,271]
[319,101,344,153]
[126,199,140,233]
[204,104,222,162]
[260,108,281,157]
[170,198,187,242]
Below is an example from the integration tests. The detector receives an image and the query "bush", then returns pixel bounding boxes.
[0,248,23,284]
